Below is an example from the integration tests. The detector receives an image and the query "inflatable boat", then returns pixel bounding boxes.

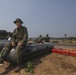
[0,40,54,64]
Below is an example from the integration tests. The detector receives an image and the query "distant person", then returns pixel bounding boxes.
[45,34,50,42]
[28,38,33,43]
[37,35,43,43]
[0,18,28,72]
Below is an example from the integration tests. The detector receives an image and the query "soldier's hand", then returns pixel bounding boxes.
[18,42,23,46]
[12,41,15,47]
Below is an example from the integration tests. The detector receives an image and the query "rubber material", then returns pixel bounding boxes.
[0,40,54,64]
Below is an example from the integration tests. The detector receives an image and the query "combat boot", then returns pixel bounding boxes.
[15,65,22,72]
[0,58,4,66]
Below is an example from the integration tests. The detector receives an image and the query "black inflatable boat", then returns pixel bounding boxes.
[0,40,54,64]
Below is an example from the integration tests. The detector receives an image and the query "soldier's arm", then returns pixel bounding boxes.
[12,29,16,42]
[21,27,28,44]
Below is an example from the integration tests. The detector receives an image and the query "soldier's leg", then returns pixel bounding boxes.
[15,45,25,72]
[0,42,13,65]
[15,45,24,65]
[0,42,12,59]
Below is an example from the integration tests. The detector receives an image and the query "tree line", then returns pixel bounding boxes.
[0,30,12,40]
[0,30,76,41]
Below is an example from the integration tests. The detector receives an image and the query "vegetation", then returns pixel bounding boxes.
[64,34,67,37]
[26,61,34,73]
[0,29,76,42]
[0,30,12,40]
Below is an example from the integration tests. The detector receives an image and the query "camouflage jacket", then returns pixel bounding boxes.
[12,26,28,44]
[45,36,50,42]
[37,37,43,43]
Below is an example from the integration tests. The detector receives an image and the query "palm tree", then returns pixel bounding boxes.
[64,34,67,41]
[64,34,67,37]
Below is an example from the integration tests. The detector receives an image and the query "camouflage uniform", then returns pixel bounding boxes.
[1,26,28,65]
[45,34,50,42]
[37,35,43,43]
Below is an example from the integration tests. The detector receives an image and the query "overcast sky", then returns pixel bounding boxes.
[0,0,76,37]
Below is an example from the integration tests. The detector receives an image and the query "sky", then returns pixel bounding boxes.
[0,0,76,37]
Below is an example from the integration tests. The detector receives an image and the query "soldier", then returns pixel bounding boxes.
[0,18,28,72]
[37,35,43,43]
[45,34,50,42]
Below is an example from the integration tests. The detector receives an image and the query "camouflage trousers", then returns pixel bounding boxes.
[0,42,26,65]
